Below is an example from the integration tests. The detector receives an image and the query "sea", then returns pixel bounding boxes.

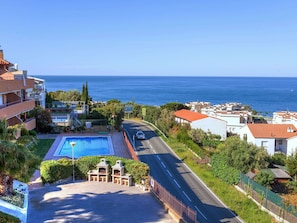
[36,75,297,116]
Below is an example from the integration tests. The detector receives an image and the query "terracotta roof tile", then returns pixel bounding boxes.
[0,58,12,65]
[174,109,208,122]
[247,124,297,139]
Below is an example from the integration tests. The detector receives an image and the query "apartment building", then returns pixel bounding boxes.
[197,102,253,134]
[0,50,36,130]
[272,111,297,128]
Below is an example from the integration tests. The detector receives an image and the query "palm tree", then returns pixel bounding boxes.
[0,119,39,195]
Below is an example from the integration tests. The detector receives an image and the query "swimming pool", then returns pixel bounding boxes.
[54,136,114,159]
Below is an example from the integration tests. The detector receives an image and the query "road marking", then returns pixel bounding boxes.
[156,155,161,161]
[173,179,181,188]
[182,191,192,202]
[194,206,208,220]
[167,169,173,177]
[161,161,166,168]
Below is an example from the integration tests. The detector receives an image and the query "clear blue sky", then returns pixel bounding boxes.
[1,1,297,77]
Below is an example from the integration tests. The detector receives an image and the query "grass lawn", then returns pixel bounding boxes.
[34,139,55,160]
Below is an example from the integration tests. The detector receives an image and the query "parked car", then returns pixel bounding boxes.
[136,130,146,140]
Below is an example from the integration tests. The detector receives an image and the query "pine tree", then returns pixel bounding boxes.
[85,81,89,104]
[81,84,86,102]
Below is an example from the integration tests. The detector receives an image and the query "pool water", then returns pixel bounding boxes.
[54,136,114,158]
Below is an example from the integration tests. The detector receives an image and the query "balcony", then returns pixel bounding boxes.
[0,79,34,93]
[0,99,35,119]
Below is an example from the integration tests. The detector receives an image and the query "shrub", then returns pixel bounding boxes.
[40,156,149,184]
[20,128,29,136]
[40,159,72,183]
[211,153,240,185]
[0,212,20,223]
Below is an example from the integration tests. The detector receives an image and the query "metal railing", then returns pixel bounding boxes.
[149,176,199,223]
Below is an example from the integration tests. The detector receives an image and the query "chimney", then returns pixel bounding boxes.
[0,50,3,60]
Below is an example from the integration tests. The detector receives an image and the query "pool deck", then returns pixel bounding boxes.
[29,131,132,189]
[43,131,132,160]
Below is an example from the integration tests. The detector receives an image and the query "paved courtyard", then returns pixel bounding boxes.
[28,181,175,223]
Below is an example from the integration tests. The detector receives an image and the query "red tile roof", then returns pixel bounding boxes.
[174,109,208,122]
[247,124,297,139]
[0,58,12,65]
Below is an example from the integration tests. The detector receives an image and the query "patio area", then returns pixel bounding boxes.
[29,129,132,190]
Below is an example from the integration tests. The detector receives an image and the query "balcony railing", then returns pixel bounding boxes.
[0,99,35,119]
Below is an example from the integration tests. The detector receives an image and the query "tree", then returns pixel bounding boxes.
[286,152,297,181]
[160,102,189,111]
[33,108,53,133]
[81,81,89,104]
[0,121,40,196]
[0,119,16,140]
[220,136,270,173]
[156,109,175,134]
[189,129,206,146]
[255,170,274,188]
[0,141,39,195]
[271,153,287,166]
[81,84,86,102]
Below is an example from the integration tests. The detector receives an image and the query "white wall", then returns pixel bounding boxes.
[254,138,275,155]
[239,125,255,142]
[239,126,276,155]
[191,117,227,139]
[287,136,297,155]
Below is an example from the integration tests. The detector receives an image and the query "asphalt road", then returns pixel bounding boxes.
[123,120,244,223]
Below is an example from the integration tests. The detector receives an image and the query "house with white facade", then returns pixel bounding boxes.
[272,111,297,128]
[200,102,253,135]
[174,109,227,140]
[239,124,297,156]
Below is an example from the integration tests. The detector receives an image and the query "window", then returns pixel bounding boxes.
[261,141,268,148]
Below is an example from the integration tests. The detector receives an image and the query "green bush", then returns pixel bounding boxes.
[184,139,208,158]
[76,156,149,183]
[20,128,29,136]
[211,153,240,185]
[0,212,20,223]
[40,156,149,184]
[40,159,72,183]
[29,130,37,137]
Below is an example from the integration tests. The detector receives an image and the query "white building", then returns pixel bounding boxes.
[239,124,297,156]
[200,102,253,134]
[272,111,297,128]
[28,76,46,108]
[174,109,227,140]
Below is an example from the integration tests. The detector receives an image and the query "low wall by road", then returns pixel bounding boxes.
[0,180,28,223]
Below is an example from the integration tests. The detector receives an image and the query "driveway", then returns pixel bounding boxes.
[28,181,176,223]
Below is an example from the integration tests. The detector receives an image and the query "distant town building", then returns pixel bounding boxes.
[184,101,211,113]
[272,111,297,128]
[0,49,36,131]
[186,102,253,134]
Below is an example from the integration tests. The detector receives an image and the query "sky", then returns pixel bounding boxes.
[1,1,297,77]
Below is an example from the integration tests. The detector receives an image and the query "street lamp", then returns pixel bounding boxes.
[70,141,76,182]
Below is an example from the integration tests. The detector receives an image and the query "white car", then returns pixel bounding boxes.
[136,130,146,140]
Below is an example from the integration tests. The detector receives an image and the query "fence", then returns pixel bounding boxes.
[149,176,199,223]
[123,131,138,161]
[238,173,297,223]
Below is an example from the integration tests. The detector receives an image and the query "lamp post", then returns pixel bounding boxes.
[70,141,76,182]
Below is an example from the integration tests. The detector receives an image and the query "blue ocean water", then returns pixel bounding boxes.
[37,75,297,115]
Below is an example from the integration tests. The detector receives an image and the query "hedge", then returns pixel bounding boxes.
[40,156,149,184]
